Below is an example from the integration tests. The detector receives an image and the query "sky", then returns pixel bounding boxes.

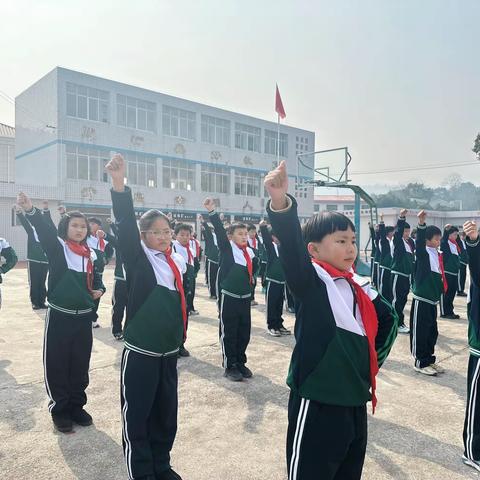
[1,0,479,189]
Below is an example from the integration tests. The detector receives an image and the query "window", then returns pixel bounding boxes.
[66,145,110,182]
[234,123,261,152]
[66,83,109,122]
[264,130,288,157]
[343,204,355,211]
[162,105,196,140]
[201,164,230,194]
[314,204,320,212]
[162,158,195,191]
[117,95,156,132]
[201,115,230,146]
[326,204,338,211]
[125,153,157,187]
[234,170,261,197]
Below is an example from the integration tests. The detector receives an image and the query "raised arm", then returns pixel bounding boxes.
[368,223,376,256]
[204,198,230,253]
[106,154,143,269]
[16,209,35,237]
[393,209,407,251]
[17,192,62,261]
[464,221,480,288]
[265,161,314,297]
[259,222,275,260]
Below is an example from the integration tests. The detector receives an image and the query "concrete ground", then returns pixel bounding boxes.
[0,265,478,480]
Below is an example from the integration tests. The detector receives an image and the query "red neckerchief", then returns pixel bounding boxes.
[312,259,380,413]
[97,234,105,252]
[237,243,253,285]
[164,247,188,340]
[438,253,448,293]
[66,240,93,292]
[252,237,257,249]
[180,242,194,265]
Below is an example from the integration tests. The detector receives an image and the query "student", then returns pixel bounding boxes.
[16,205,49,309]
[440,225,460,319]
[204,197,256,382]
[107,219,127,340]
[17,191,105,433]
[391,209,415,334]
[257,231,268,293]
[368,222,378,288]
[259,220,291,336]
[189,232,202,313]
[410,210,446,376]
[265,161,397,480]
[247,224,259,306]
[461,220,480,472]
[378,215,395,303]
[87,218,109,327]
[107,154,186,480]
[201,216,219,299]
[457,231,468,297]
[0,236,18,309]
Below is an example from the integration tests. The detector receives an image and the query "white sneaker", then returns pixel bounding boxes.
[398,324,410,334]
[268,328,282,337]
[189,310,200,316]
[413,365,437,376]
[92,321,100,329]
[463,455,480,472]
[430,363,445,374]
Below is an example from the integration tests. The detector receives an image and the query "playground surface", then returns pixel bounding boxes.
[0,266,477,480]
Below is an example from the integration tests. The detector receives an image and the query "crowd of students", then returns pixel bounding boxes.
[1,155,479,478]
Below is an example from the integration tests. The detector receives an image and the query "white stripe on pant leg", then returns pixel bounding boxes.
[440,294,444,316]
[207,260,212,294]
[42,308,57,413]
[121,349,134,480]
[219,294,227,368]
[392,274,398,311]
[412,299,419,367]
[265,282,270,328]
[467,358,480,459]
[289,398,307,480]
[379,269,384,295]
[458,272,461,292]
[289,398,310,480]
[111,280,117,330]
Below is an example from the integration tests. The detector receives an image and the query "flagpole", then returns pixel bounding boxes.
[276,112,280,163]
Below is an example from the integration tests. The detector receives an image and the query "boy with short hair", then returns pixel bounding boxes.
[378,216,395,302]
[204,198,256,382]
[410,210,446,376]
[440,224,460,319]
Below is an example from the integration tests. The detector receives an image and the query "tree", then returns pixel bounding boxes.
[473,133,480,159]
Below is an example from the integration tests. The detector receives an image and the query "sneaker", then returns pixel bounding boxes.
[238,364,253,378]
[189,310,200,316]
[92,321,100,328]
[413,365,437,376]
[113,332,124,341]
[178,345,190,357]
[157,468,183,480]
[287,307,295,313]
[52,413,73,433]
[279,326,292,336]
[251,300,258,306]
[398,324,410,334]
[457,292,468,297]
[462,455,480,472]
[70,407,93,426]
[224,366,243,382]
[268,328,282,337]
[429,363,445,374]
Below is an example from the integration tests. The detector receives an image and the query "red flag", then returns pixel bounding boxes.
[275,84,286,119]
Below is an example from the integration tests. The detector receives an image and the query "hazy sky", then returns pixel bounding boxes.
[1,0,479,187]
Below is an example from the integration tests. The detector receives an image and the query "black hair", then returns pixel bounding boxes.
[445,225,459,234]
[302,211,355,244]
[58,211,91,242]
[227,222,247,235]
[174,223,192,235]
[247,223,256,232]
[88,217,102,227]
[385,226,395,235]
[404,222,410,229]
[139,209,171,233]
[426,225,442,240]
